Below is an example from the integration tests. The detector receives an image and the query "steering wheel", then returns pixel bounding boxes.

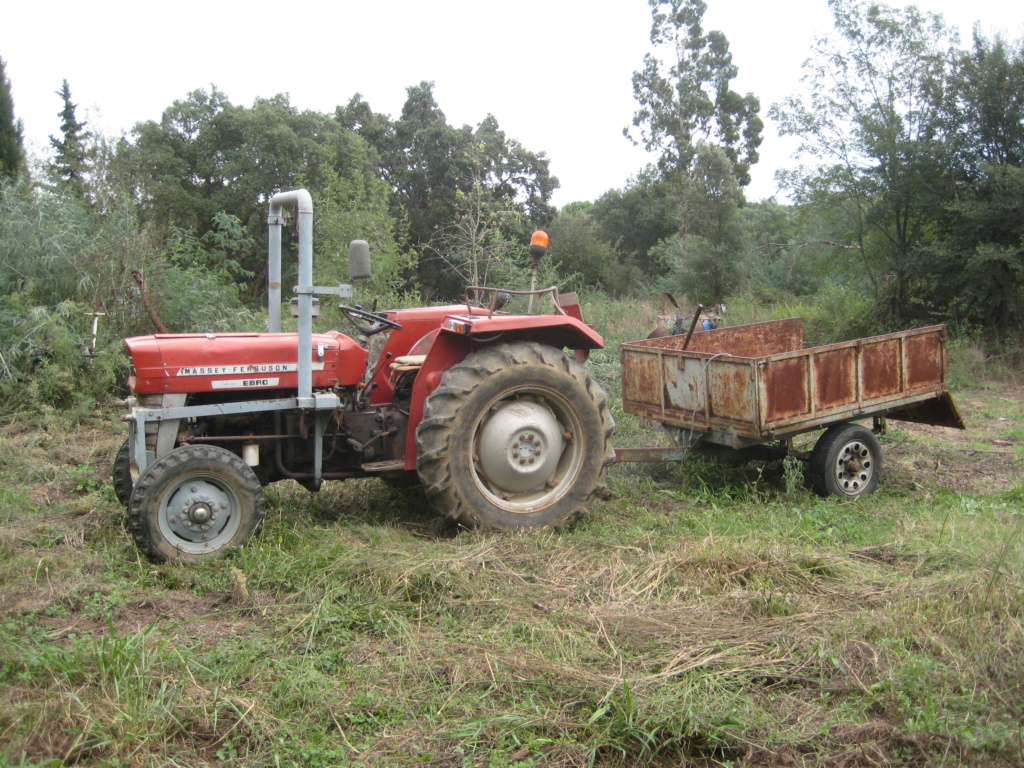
[338,304,403,336]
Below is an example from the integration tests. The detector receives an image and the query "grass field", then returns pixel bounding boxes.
[1,302,1022,767]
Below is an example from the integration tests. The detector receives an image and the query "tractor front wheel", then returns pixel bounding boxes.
[416,342,614,531]
[129,445,266,563]
[113,439,134,508]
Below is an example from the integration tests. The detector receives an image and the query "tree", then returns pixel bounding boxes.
[654,145,750,302]
[120,87,349,293]
[424,144,524,293]
[48,79,92,199]
[941,29,1024,175]
[592,168,678,278]
[0,56,24,182]
[344,82,559,297]
[628,0,762,187]
[627,0,761,294]
[312,153,418,313]
[546,206,640,296]
[926,31,1024,331]
[770,0,954,321]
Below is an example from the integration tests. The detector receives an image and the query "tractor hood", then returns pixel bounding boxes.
[125,331,368,395]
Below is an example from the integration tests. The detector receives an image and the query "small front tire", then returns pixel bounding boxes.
[129,445,266,563]
[810,423,881,499]
[113,439,134,508]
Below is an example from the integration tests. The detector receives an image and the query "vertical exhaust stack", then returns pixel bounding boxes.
[267,189,314,399]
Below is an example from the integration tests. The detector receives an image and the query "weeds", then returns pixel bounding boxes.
[1,326,1022,766]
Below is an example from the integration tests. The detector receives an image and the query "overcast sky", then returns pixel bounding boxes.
[3,0,1022,206]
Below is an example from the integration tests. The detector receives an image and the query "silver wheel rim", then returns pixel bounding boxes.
[834,439,874,495]
[157,473,243,555]
[471,387,585,513]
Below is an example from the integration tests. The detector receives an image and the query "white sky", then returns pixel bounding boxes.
[3,0,1022,207]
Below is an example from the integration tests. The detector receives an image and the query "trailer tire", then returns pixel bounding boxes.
[113,439,134,508]
[129,445,266,563]
[416,342,614,531]
[810,423,881,499]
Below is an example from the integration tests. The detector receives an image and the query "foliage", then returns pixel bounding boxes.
[119,87,347,292]
[924,32,1024,332]
[47,80,91,200]
[591,168,678,278]
[0,176,257,411]
[344,82,558,298]
[311,162,418,315]
[626,0,762,299]
[0,292,127,410]
[546,207,641,296]
[0,55,24,182]
[627,0,762,187]
[168,211,255,284]
[423,145,530,294]
[771,0,955,323]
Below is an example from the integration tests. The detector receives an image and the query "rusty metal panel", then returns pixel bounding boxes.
[664,356,710,417]
[629,317,803,357]
[761,356,810,422]
[621,348,664,408]
[861,338,903,400]
[887,391,966,429]
[812,346,857,411]
[621,320,958,445]
[904,330,944,390]
[707,358,757,422]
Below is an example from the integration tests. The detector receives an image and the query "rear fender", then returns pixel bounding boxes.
[404,331,471,468]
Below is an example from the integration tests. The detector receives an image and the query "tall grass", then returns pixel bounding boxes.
[0,298,1022,767]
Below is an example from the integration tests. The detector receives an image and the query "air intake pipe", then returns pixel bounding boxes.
[267,189,314,398]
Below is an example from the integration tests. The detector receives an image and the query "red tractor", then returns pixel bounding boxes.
[116,190,615,562]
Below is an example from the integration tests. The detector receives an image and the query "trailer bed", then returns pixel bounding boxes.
[620,318,965,448]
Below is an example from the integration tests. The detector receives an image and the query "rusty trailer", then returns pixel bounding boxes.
[617,318,965,498]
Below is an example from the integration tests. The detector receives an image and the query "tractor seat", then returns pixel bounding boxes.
[390,354,427,372]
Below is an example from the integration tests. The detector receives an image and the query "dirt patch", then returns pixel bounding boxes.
[885,381,1023,494]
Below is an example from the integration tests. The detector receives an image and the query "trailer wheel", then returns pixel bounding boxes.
[129,445,266,563]
[810,423,881,499]
[416,342,614,531]
[113,439,134,508]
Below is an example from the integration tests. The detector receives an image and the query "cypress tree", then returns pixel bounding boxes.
[49,79,91,198]
[0,55,25,181]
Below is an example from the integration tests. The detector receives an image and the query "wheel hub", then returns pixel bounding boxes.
[836,441,873,492]
[476,399,565,495]
[187,502,213,525]
[164,479,232,543]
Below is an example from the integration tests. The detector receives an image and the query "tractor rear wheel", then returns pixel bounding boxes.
[113,438,134,508]
[416,342,614,531]
[129,444,265,563]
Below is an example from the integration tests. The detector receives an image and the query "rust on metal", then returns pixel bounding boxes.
[613,446,690,463]
[621,320,964,449]
[813,347,856,411]
[861,339,902,400]
[905,330,944,389]
[761,356,808,422]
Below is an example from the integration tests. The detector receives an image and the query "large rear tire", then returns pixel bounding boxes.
[129,445,266,563]
[416,342,614,531]
[810,423,881,499]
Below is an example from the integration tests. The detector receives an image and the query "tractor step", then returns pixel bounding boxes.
[361,460,407,474]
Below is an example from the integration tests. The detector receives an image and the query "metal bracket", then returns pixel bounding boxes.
[293,284,355,299]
